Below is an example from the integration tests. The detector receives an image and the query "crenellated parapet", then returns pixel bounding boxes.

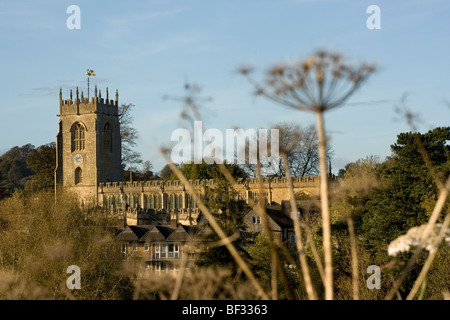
[59,86,119,116]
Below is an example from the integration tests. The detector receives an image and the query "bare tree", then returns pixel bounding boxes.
[118,103,142,169]
[241,50,376,300]
[268,122,333,178]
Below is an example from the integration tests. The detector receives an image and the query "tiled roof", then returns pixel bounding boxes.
[116,223,210,242]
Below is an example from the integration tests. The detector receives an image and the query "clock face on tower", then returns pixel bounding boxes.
[74,154,84,165]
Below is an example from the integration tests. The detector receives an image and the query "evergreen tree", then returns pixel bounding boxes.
[361,127,450,251]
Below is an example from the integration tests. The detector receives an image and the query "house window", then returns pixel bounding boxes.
[103,123,112,152]
[75,167,82,185]
[144,243,149,251]
[252,216,261,224]
[71,122,85,152]
[132,243,137,251]
[152,243,181,259]
[160,244,167,258]
[153,243,160,259]
[121,243,126,253]
[290,235,296,244]
[168,243,179,259]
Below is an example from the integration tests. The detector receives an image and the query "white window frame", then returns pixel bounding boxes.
[153,243,160,259]
[160,244,167,259]
[152,242,181,259]
[252,216,261,224]
[144,243,149,251]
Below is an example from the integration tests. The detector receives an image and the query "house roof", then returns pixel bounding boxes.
[281,200,321,216]
[167,225,191,241]
[266,208,294,229]
[116,223,211,242]
[115,225,152,241]
[245,203,295,230]
[155,225,175,239]
[141,226,166,242]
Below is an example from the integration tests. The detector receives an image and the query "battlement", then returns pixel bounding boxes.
[59,86,119,116]
[97,175,337,212]
[98,175,337,195]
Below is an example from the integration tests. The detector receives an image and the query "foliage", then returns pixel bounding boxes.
[0,143,58,198]
[0,144,35,197]
[245,234,273,289]
[25,142,56,193]
[361,127,450,251]
[123,160,156,181]
[167,160,248,181]
[196,168,249,269]
[159,163,175,180]
[0,190,133,299]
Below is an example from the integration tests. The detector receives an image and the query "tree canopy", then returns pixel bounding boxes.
[361,127,450,251]
[162,160,248,181]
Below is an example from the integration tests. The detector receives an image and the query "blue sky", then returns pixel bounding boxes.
[0,0,449,173]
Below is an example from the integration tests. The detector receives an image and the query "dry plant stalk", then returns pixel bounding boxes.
[170,248,189,300]
[385,105,450,300]
[385,175,450,300]
[160,151,270,300]
[165,83,278,299]
[216,159,315,300]
[299,219,325,285]
[406,211,450,300]
[254,161,294,300]
[281,153,318,300]
[241,50,376,299]
[346,217,359,300]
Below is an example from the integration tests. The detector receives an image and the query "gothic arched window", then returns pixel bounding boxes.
[104,123,112,152]
[75,167,82,184]
[71,122,85,152]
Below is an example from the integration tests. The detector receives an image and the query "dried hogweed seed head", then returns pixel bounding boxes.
[270,65,285,76]
[316,69,323,82]
[239,66,254,75]
[305,57,315,70]
[388,223,450,256]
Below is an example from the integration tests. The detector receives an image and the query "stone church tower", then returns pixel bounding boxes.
[55,86,122,206]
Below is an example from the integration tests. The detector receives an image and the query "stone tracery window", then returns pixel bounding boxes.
[71,122,85,152]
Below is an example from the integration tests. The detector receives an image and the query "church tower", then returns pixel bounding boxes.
[55,86,122,206]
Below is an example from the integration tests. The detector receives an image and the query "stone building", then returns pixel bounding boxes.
[54,87,335,225]
[116,224,209,276]
[55,86,122,207]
